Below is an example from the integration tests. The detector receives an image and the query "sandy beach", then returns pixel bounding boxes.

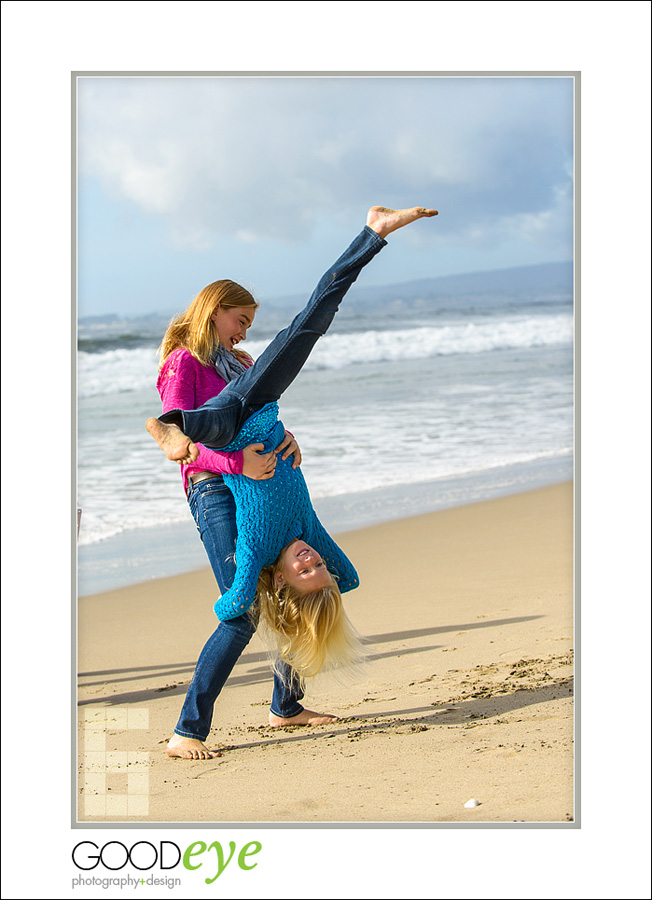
[77,481,574,824]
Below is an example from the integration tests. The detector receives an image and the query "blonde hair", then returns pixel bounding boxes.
[255,562,363,684]
[158,279,258,369]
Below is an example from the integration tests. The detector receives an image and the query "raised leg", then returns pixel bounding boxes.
[162,226,385,447]
[233,207,436,417]
[157,206,437,450]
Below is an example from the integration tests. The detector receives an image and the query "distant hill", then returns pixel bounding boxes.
[269,261,573,309]
[79,260,573,339]
[386,260,573,298]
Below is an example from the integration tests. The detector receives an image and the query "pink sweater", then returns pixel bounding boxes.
[156,348,251,491]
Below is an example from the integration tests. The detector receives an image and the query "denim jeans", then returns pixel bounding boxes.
[174,476,305,740]
[161,226,387,448]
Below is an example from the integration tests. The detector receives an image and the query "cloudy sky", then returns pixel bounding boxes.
[77,75,574,318]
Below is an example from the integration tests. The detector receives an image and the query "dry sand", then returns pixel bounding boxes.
[77,481,574,824]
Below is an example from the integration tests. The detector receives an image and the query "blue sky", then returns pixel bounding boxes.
[77,75,574,318]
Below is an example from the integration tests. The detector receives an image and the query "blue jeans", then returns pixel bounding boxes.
[161,226,387,448]
[174,477,305,740]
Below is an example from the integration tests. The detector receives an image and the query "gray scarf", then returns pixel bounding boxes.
[212,343,248,383]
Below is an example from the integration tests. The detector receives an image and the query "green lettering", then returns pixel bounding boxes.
[238,841,262,871]
[204,841,237,884]
[182,841,206,871]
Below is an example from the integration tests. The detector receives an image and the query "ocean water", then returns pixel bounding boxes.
[77,271,574,594]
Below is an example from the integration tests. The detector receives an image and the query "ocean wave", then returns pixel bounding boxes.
[78,314,572,398]
[303,314,573,368]
[78,347,159,398]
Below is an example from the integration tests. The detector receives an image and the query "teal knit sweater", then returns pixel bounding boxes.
[216,402,359,620]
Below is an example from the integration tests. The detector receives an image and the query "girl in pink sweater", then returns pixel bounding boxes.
[151,205,438,760]
[156,282,334,760]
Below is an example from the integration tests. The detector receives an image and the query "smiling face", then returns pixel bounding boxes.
[274,540,334,593]
[210,304,255,351]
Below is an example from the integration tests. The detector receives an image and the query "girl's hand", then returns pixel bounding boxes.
[275,431,302,468]
[242,443,277,480]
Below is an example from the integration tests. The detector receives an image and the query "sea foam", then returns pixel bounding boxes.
[78,313,572,399]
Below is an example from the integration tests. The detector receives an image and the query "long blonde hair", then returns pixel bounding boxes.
[255,562,363,684]
[158,279,258,369]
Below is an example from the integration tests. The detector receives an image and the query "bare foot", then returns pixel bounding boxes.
[269,708,339,727]
[366,205,438,239]
[146,417,199,464]
[165,735,222,760]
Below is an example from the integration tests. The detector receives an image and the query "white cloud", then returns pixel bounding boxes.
[78,76,574,250]
[458,181,573,253]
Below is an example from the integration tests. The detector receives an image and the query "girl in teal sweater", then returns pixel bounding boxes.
[147,205,437,680]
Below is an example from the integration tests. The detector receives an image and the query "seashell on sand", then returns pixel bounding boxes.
[464,798,481,808]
